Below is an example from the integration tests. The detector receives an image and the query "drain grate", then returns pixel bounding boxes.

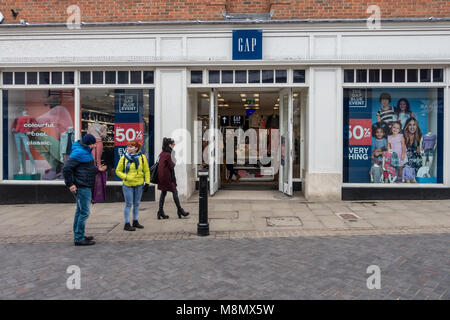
[336,213,360,222]
[266,216,303,227]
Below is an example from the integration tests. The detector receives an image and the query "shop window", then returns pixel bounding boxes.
[15,72,25,85]
[130,71,142,84]
[381,70,392,82]
[190,70,203,84]
[80,89,154,181]
[275,70,287,83]
[433,69,444,82]
[118,71,129,84]
[356,70,367,83]
[369,69,380,83]
[343,88,444,184]
[248,70,260,83]
[344,70,354,83]
[222,70,233,83]
[2,89,75,180]
[143,71,154,84]
[105,71,116,84]
[27,72,38,85]
[64,72,74,85]
[420,69,431,82]
[394,69,405,82]
[235,70,247,84]
[407,69,418,83]
[51,72,62,85]
[39,72,50,85]
[80,71,91,84]
[92,71,103,84]
[293,70,305,83]
[208,70,220,84]
[262,70,274,83]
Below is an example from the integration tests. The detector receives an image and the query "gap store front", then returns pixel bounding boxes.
[0,21,449,203]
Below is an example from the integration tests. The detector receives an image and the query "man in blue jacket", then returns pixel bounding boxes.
[63,134,107,246]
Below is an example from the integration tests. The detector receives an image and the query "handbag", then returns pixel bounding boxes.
[150,155,159,184]
[91,171,107,204]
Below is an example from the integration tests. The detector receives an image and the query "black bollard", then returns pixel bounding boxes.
[197,168,209,236]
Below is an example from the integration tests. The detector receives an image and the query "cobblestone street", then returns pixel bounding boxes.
[1,233,448,300]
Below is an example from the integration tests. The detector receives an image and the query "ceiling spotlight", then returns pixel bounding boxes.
[218,98,225,101]
[201,93,208,98]
[255,98,259,102]
[253,93,259,97]
[293,93,299,97]
[241,98,246,102]
[240,93,246,98]
[274,103,279,107]
[217,93,221,98]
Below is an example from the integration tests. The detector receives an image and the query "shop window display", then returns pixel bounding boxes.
[80,89,154,181]
[3,89,75,180]
[343,88,443,184]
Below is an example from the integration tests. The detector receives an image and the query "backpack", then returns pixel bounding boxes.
[149,155,159,184]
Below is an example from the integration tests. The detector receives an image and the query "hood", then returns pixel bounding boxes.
[69,140,94,163]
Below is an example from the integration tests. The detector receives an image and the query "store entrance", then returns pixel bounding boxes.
[195,88,303,196]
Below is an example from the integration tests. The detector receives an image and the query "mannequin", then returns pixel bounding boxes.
[11,110,37,174]
[382,148,397,183]
[420,132,437,168]
[87,121,107,166]
[60,126,75,162]
[370,161,383,183]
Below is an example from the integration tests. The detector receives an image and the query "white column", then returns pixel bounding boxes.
[304,67,343,201]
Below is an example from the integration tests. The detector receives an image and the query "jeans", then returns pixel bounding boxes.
[14,132,35,167]
[73,187,92,242]
[122,184,144,223]
[159,190,182,211]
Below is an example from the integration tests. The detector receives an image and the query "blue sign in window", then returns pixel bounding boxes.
[233,30,262,60]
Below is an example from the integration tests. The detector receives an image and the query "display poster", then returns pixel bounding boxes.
[343,88,443,184]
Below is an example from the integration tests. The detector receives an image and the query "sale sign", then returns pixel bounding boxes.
[114,123,144,146]
[349,119,372,146]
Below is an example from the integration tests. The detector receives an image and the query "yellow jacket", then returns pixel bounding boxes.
[115,154,150,187]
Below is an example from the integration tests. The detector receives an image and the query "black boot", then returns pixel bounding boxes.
[132,220,144,229]
[177,208,190,219]
[157,210,169,220]
[124,222,136,231]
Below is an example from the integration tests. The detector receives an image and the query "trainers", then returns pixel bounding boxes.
[74,239,96,246]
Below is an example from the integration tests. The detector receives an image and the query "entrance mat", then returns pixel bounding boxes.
[266,216,303,227]
[209,211,239,219]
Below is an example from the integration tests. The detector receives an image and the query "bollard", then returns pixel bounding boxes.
[197,168,209,236]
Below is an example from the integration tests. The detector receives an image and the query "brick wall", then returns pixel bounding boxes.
[0,0,448,24]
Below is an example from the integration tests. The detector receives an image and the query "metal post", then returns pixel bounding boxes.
[197,168,209,236]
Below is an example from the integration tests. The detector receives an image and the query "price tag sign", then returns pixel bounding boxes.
[114,123,144,146]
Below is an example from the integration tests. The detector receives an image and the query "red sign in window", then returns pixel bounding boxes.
[349,119,372,145]
[114,123,144,146]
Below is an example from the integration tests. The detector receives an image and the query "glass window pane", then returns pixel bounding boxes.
[190,71,203,84]
[208,70,220,84]
[221,70,233,83]
[262,70,274,83]
[15,72,25,85]
[92,71,103,84]
[80,71,91,84]
[420,69,431,82]
[248,70,260,83]
[4,89,75,180]
[105,71,116,84]
[130,71,142,84]
[275,70,287,83]
[407,69,418,82]
[235,70,247,83]
[293,70,305,83]
[343,88,444,184]
[118,71,129,84]
[51,72,62,84]
[356,69,367,83]
[3,72,13,85]
[143,71,154,84]
[369,69,380,83]
[344,70,354,83]
[64,72,74,85]
[394,69,405,82]
[80,89,154,181]
[27,72,38,85]
[433,69,443,82]
[381,69,392,82]
[39,72,50,85]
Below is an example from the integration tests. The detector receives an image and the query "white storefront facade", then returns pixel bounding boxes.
[0,20,449,203]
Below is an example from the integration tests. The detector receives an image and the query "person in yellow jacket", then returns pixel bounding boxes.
[115,140,150,231]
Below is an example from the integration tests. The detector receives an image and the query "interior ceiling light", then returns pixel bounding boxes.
[255,98,260,102]
[217,93,221,98]
[277,98,280,102]
[240,93,246,97]
[293,93,299,97]
[253,93,259,97]
[218,98,225,101]
[241,98,246,102]
[201,93,208,98]
[275,103,279,107]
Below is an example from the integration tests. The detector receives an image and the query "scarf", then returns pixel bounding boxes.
[124,151,141,173]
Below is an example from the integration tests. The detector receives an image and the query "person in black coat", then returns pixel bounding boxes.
[156,137,189,219]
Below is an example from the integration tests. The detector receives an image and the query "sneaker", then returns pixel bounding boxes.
[74,239,96,246]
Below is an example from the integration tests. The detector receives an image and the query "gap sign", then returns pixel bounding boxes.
[233,30,262,60]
